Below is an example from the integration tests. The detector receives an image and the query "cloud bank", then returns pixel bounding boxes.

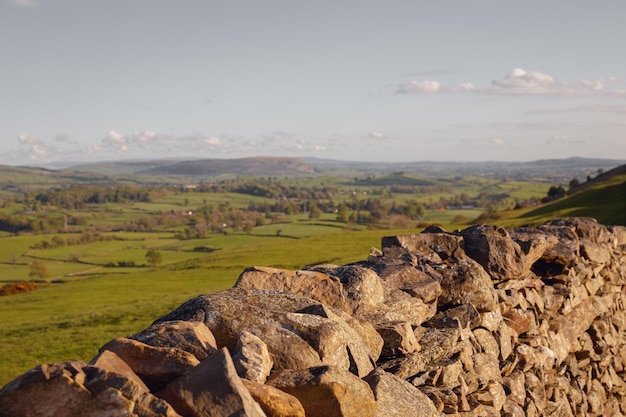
[397,68,620,97]
[15,129,332,164]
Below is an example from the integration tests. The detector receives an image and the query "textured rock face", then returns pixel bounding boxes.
[2,216,626,417]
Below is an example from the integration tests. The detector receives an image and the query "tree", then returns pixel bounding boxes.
[569,178,580,190]
[547,185,566,199]
[336,204,350,222]
[29,260,49,279]
[309,203,322,219]
[145,249,163,267]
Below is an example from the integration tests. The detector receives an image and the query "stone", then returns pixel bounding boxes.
[152,289,344,372]
[380,326,462,379]
[130,320,218,361]
[375,321,420,358]
[241,379,305,417]
[375,264,442,304]
[282,307,376,377]
[0,361,92,417]
[268,365,376,417]
[461,224,528,280]
[425,303,481,330]
[362,287,436,329]
[158,347,266,417]
[234,266,353,313]
[6,216,626,417]
[381,231,465,262]
[0,360,181,417]
[95,337,200,392]
[364,368,439,417]
[436,256,498,313]
[305,263,385,313]
[232,331,274,383]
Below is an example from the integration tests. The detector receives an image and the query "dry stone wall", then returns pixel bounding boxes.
[2,217,626,417]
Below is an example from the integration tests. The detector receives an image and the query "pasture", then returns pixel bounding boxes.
[0,222,420,386]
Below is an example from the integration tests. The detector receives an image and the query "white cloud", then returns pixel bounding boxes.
[491,68,557,94]
[202,137,221,146]
[17,133,40,145]
[369,131,385,140]
[131,130,157,144]
[314,144,326,151]
[490,138,504,145]
[397,80,475,94]
[3,0,39,8]
[396,68,620,97]
[85,145,102,155]
[28,144,47,159]
[102,130,128,151]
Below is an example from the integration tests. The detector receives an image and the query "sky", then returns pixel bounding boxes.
[1,0,625,166]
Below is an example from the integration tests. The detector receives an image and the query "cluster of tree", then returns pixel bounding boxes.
[31,232,123,250]
[24,186,169,210]
[0,212,64,234]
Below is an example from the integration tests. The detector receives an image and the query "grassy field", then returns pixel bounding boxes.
[0,223,426,386]
[0,170,559,387]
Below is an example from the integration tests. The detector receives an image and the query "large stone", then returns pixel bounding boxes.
[96,337,200,392]
[232,331,274,383]
[0,360,181,417]
[234,266,352,313]
[373,264,442,304]
[268,365,377,417]
[461,225,528,280]
[381,231,465,262]
[508,228,559,270]
[436,256,498,312]
[362,287,436,329]
[159,347,266,417]
[152,288,380,374]
[242,378,305,417]
[364,368,439,417]
[130,320,217,361]
[282,308,376,377]
[0,361,92,417]
[305,263,385,314]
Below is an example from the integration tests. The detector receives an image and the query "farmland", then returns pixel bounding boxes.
[2,157,622,386]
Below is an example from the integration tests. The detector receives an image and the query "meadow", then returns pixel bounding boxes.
[0,172,555,386]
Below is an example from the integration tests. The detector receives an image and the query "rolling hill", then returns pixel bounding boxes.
[509,163,626,226]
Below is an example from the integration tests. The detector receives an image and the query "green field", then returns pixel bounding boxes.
[0,226,419,386]
[1,163,603,387]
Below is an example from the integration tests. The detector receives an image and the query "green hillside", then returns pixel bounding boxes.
[507,165,626,226]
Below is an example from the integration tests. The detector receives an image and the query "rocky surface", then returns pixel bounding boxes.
[2,216,626,416]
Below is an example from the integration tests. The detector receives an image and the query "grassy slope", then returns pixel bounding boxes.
[493,169,626,227]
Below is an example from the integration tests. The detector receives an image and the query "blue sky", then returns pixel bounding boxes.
[1,0,625,165]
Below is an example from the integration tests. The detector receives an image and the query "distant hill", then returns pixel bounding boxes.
[301,157,625,181]
[137,156,316,177]
[0,164,111,189]
[511,163,626,226]
[352,173,439,187]
[67,159,187,176]
[15,156,626,183]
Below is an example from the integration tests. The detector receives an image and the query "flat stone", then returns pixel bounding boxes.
[95,337,200,392]
[130,320,217,361]
[268,365,377,417]
[242,378,305,417]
